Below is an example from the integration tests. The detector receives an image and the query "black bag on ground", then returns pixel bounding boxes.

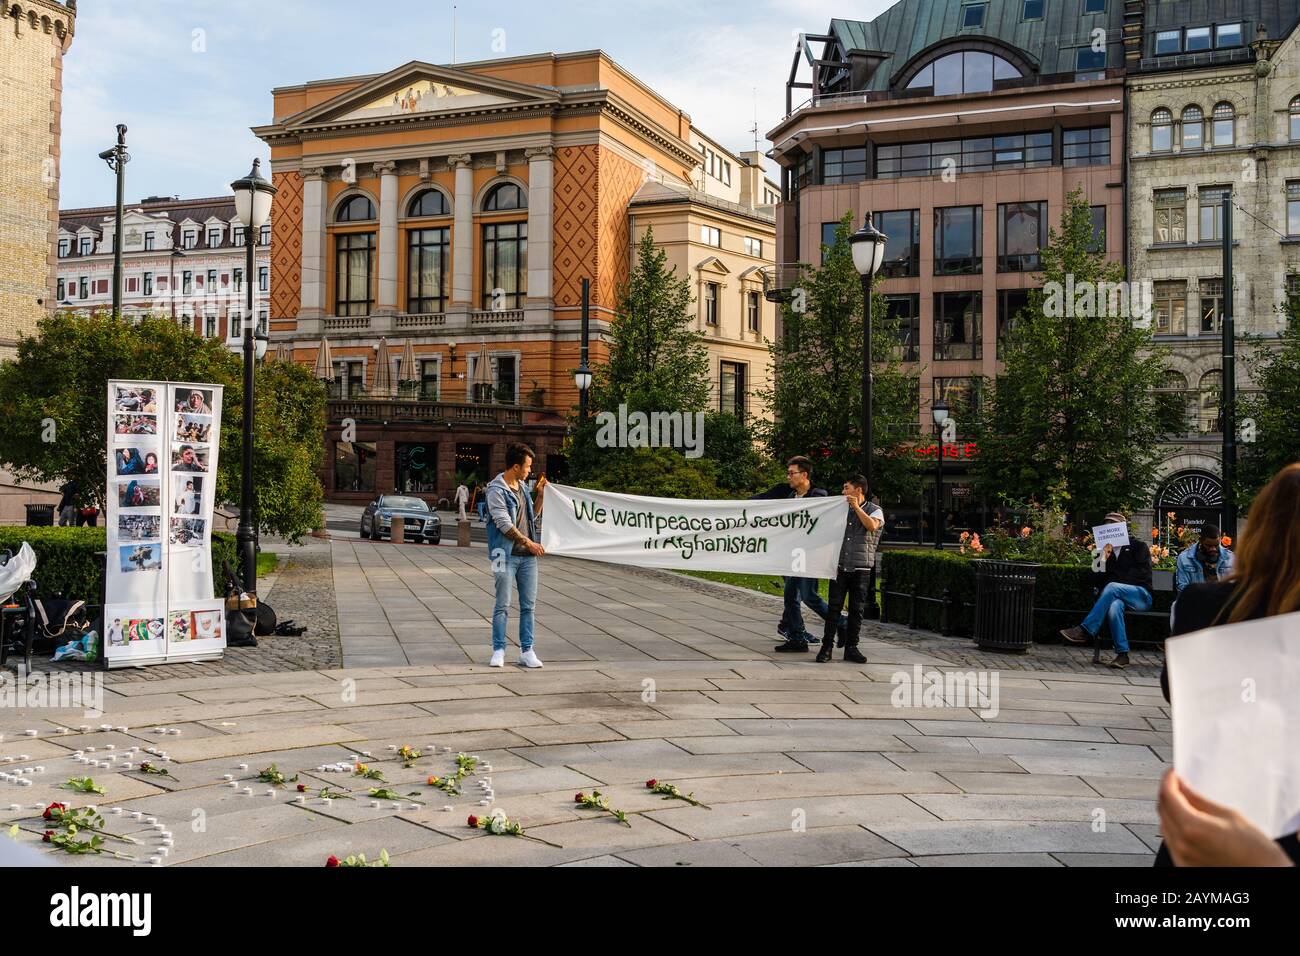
[221,560,259,647]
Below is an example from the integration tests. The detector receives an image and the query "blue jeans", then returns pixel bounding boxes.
[476,501,488,523]
[1081,582,1152,654]
[782,577,845,641]
[492,552,537,652]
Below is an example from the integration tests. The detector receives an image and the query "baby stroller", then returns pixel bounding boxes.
[0,544,92,672]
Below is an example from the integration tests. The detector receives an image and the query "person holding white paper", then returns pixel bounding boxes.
[1059,511,1152,669]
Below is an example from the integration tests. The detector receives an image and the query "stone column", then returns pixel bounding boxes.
[525,147,553,304]
[450,154,474,306]
[374,161,399,316]
[299,167,329,322]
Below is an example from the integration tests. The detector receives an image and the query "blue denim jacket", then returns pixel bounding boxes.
[485,472,537,560]
[1174,544,1233,593]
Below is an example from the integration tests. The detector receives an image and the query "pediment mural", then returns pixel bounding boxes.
[338,78,518,120]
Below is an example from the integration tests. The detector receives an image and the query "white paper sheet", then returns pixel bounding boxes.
[1168,610,1300,838]
[1091,523,1130,551]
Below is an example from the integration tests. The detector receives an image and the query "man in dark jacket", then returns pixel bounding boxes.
[1059,511,1153,669]
[752,455,846,653]
[818,476,883,664]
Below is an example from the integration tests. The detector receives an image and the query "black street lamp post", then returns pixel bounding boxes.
[850,215,888,617]
[1220,196,1237,539]
[575,277,592,420]
[99,125,129,317]
[229,159,276,594]
[932,399,950,550]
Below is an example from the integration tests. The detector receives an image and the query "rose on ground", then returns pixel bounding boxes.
[43,802,66,821]
[325,855,339,867]
[42,831,53,842]
[645,779,657,789]
[467,815,479,828]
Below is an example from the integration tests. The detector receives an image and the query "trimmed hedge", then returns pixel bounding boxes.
[881,549,1173,646]
[0,527,238,603]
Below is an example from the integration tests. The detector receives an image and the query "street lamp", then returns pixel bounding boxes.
[168,247,185,321]
[229,158,277,594]
[577,277,592,420]
[932,398,950,550]
[849,215,887,487]
[1220,195,1237,539]
[99,125,129,318]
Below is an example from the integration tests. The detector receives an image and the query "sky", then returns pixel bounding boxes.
[59,0,893,209]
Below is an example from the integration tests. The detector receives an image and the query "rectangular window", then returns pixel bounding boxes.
[704,282,719,325]
[78,276,88,299]
[1075,47,1106,71]
[1156,30,1181,55]
[934,377,981,416]
[876,210,920,278]
[1083,0,1105,12]
[747,290,760,332]
[701,225,721,247]
[997,289,1030,358]
[1199,187,1229,243]
[182,231,197,250]
[258,266,269,291]
[719,361,747,416]
[232,268,243,291]
[494,355,518,404]
[334,441,377,493]
[743,237,763,258]
[182,271,193,295]
[260,225,271,245]
[884,294,920,362]
[336,232,376,316]
[934,205,982,275]
[1022,0,1043,19]
[207,228,221,247]
[205,313,217,338]
[233,227,246,247]
[1063,127,1110,166]
[997,201,1047,272]
[1153,280,1187,335]
[791,151,814,200]
[481,221,527,310]
[961,4,986,28]
[332,360,365,399]
[1217,22,1242,48]
[395,442,438,492]
[128,277,140,293]
[142,272,153,296]
[143,233,154,251]
[58,238,70,258]
[820,222,840,263]
[206,269,217,289]
[821,147,868,184]
[407,227,448,313]
[1287,182,1300,236]
[1200,278,1224,333]
[1088,206,1107,253]
[876,132,1050,179]
[934,291,982,360]
[56,278,65,300]
[419,359,440,400]
[79,237,92,255]
[1154,189,1187,244]
[1185,26,1211,52]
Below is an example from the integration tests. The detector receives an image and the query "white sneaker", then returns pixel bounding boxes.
[489,649,505,668]
[518,649,543,669]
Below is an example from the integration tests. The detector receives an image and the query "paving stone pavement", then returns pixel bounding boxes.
[0,537,1170,866]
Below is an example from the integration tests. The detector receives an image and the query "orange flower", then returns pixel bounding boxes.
[1151,528,1159,539]
[1020,526,1031,538]
[1221,535,1232,547]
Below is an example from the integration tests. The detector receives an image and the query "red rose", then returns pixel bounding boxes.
[467,815,479,828]
[325,855,339,867]
[574,792,584,803]
[42,802,65,821]
[645,779,657,789]
[296,783,306,792]
[42,831,53,843]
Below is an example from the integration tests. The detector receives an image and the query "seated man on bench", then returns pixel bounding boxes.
[1058,511,1153,670]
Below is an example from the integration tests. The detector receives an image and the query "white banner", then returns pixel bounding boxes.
[105,380,225,668]
[540,483,848,578]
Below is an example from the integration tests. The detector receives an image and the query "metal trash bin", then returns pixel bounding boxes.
[972,559,1040,653]
[24,504,55,527]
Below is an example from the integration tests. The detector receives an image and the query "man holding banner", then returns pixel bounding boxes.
[819,477,883,664]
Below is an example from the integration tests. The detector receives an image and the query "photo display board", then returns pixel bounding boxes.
[104,380,226,668]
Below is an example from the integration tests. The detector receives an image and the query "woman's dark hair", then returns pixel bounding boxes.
[505,443,535,469]
[1225,463,1300,623]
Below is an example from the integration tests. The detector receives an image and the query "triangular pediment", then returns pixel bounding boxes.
[286,61,560,128]
[695,256,730,275]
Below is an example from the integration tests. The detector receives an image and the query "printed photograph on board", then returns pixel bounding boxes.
[117,477,161,508]
[168,609,224,644]
[172,476,204,515]
[118,513,161,542]
[171,444,210,472]
[114,413,157,436]
[174,413,213,443]
[114,446,161,476]
[106,615,165,648]
[118,542,163,573]
[173,388,213,415]
[114,386,158,413]
[169,516,207,546]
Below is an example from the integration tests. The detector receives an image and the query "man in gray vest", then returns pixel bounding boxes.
[819,476,884,663]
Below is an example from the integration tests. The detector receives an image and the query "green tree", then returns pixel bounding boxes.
[0,312,325,541]
[976,188,1175,525]
[1238,305,1300,503]
[589,226,710,415]
[756,214,917,497]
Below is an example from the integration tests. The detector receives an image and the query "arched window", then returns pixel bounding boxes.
[483,183,526,212]
[1198,369,1222,433]
[1151,108,1173,152]
[1289,96,1300,141]
[335,195,375,222]
[904,50,1021,96]
[1181,105,1204,150]
[1211,102,1235,147]
[407,189,450,218]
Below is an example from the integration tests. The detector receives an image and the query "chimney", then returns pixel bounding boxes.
[738,151,766,208]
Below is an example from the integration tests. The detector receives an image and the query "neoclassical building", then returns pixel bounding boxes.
[0,0,75,358]
[255,52,776,502]
[1126,1,1300,533]
[56,195,272,346]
